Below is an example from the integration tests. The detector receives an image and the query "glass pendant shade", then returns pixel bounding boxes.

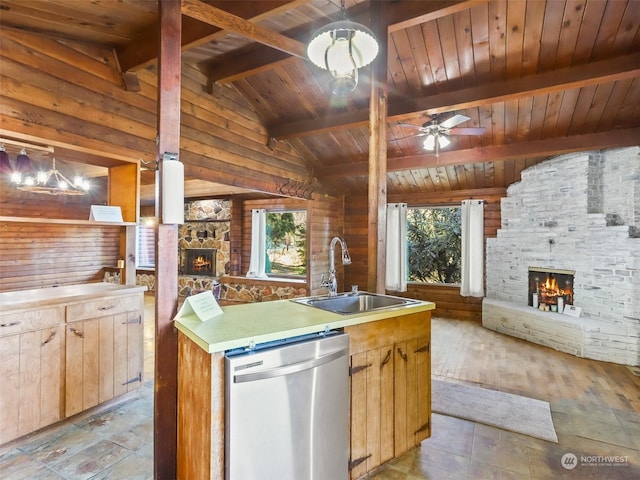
[423,133,451,151]
[15,148,34,173]
[307,18,378,95]
[438,135,451,149]
[0,147,11,173]
[423,134,436,151]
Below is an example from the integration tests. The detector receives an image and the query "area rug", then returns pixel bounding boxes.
[431,379,558,442]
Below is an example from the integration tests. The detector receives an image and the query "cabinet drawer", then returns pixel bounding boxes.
[66,295,141,322]
[0,307,64,337]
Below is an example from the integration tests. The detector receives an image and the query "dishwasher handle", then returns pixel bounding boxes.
[234,347,347,383]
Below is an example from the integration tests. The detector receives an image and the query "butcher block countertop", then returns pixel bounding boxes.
[0,283,147,312]
[174,295,435,354]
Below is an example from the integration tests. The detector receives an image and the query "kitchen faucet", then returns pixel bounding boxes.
[320,236,351,296]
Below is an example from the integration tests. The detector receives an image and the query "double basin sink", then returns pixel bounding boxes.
[293,291,419,315]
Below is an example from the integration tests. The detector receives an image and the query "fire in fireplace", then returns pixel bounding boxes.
[528,267,574,312]
[183,248,216,276]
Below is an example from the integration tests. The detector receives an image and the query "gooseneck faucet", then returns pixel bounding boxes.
[320,236,351,296]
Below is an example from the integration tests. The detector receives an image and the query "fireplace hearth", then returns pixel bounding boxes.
[528,267,574,312]
[182,248,216,276]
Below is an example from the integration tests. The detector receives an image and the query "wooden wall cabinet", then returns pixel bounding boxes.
[0,307,65,445]
[65,295,144,417]
[345,312,431,480]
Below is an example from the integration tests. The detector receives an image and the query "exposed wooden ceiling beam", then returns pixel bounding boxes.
[270,52,640,140]
[181,0,306,59]
[116,1,306,72]
[317,127,640,178]
[386,0,487,32]
[209,0,479,85]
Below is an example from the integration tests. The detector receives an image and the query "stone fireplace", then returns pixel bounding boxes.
[528,267,574,312]
[483,147,639,366]
[182,248,216,276]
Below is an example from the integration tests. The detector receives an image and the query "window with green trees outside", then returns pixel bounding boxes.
[265,211,307,277]
[407,206,461,285]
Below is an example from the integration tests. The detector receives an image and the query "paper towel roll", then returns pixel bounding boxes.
[162,160,184,224]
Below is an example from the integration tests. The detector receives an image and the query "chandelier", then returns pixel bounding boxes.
[306,0,379,95]
[1,143,89,195]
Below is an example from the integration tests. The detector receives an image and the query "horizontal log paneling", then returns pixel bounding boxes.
[0,177,108,221]
[0,26,315,196]
[345,189,505,320]
[0,222,121,291]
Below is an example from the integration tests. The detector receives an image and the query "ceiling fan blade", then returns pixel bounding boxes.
[390,132,427,142]
[394,122,425,129]
[448,127,486,135]
[440,114,470,129]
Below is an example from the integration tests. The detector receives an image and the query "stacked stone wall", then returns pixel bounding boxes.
[484,147,640,365]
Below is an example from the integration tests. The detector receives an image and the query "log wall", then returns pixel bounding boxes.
[0,221,120,291]
[344,189,505,321]
[0,26,312,194]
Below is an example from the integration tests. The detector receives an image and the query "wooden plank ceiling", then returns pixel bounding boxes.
[1,0,638,198]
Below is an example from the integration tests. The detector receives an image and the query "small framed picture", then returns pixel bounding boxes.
[563,305,582,317]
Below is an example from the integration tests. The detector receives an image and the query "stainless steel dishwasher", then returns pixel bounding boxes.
[225,331,349,480]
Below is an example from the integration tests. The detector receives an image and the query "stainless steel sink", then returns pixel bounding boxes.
[292,292,419,315]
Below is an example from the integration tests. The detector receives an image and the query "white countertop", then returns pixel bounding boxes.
[174,296,435,354]
[0,283,147,311]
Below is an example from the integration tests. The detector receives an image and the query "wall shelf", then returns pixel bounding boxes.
[0,216,136,226]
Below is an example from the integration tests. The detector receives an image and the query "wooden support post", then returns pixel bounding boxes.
[154,1,181,478]
[367,1,388,294]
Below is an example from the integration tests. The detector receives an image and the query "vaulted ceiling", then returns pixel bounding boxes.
[1,0,639,199]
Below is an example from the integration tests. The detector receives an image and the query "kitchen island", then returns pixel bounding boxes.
[0,283,147,445]
[174,294,435,480]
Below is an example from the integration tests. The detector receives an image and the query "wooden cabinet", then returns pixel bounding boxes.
[0,285,145,445]
[345,311,431,480]
[65,295,143,417]
[0,307,64,444]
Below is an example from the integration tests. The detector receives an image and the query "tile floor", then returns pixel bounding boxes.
[1,296,639,479]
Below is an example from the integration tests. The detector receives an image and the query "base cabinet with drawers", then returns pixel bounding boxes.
[0,285,145,445]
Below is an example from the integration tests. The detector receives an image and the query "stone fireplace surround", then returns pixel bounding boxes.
[483,147,639,366]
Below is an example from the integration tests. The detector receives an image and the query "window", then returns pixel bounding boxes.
[136,217,156,269]
[407,206,461,284]
[265,211,306,277]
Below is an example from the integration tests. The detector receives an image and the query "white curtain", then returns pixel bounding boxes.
[460,200,484,297]
[385,203,408,292]
[246,209,268,278]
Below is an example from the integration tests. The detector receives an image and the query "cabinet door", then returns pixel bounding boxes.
[0,326,63,443]
[349,344,395,480]
[114,310,143,397]
[0,334,20,444]
[66,319,101,416]
[394,336,431,454]
[22,326,63,433]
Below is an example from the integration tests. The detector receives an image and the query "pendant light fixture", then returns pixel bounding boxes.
[11,157,90,195]
[0,145,11,173]
[306,0,379,95]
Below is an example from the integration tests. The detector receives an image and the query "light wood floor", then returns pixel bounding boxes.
[431,317,640,412]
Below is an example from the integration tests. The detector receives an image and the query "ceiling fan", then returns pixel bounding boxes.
[395,113,485,155]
